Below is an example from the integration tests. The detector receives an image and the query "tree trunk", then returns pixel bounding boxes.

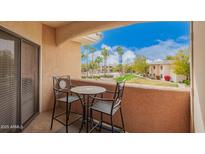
[104,59,106,76]
[86,58,88,78]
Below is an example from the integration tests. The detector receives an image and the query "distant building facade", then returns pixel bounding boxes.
[148,60,186,82]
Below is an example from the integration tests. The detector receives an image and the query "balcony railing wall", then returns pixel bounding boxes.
[71,79,190,133]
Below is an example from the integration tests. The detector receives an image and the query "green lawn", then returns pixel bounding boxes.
[127,78,178,87]
[115,74,179,87]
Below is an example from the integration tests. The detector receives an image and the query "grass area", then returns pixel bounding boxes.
[115,74,178,87]
[127,78,178,87]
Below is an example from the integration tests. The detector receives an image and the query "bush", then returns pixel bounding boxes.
[164,75,171,81]
[183,80,190,85]
[115,74,136,82]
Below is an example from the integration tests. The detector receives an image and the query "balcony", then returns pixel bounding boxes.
[0,21,192,133]
[23,79,190,133]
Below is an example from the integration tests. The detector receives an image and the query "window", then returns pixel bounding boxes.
[161,66,163,70]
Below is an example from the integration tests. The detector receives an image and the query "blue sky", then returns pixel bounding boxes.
[82,22,190,65]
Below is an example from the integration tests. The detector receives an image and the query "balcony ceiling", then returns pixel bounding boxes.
[42,21,139,45]
[42,21,74,28]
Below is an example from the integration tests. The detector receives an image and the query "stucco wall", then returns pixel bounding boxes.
[42,25,81,111]
[0,21,42,45]
[71,80,190,133]
[193,21,205,132]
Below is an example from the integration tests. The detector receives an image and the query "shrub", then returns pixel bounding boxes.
[183,80,190,85]
[115,74,136,82]
[164,75,171,81]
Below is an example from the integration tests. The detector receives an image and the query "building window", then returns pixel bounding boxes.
[161,66,163,70]
[160,74,163,79]
[153,66,155,69]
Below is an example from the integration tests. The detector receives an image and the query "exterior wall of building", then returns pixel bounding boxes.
[160,64,171,79]
[149,65,160,78]
[71,79,190,132]
[149,63,186,82]
[42,25,81,111]
[193,21,205,132]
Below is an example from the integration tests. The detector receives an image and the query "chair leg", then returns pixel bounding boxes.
[99,112,103,132]
[90,109,93,128]
[79,105,85,133]
[110,116,114,133]
[68,103,71,121]
[50,99,56,130]
[120,108,125,133]
[66,103,69,133]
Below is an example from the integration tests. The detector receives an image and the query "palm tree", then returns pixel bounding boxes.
[101,47,110,75]
[82,45,96,78]
[116,46,124,74]
[89,46,96,78]
[95,56,103,73]
[82,45,90,78]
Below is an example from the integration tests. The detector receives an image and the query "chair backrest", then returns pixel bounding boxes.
[53,75,71,90]
[112,81,125,108]
[53,75,71,98]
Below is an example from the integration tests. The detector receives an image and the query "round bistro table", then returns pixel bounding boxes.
[71,86,106,133]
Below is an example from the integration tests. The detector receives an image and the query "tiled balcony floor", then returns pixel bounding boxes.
[23,108,112,133]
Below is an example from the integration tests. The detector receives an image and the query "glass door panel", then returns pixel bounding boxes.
[0,30,20,132]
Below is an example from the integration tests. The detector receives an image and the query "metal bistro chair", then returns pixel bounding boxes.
[89,81,126,133]
[50,75,82,133]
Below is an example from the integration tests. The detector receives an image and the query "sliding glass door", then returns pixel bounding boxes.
[0,29,21,132]
[0,28,39,132]
[21,40,39,125]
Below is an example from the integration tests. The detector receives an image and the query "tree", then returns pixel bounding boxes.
[82,45,96,78]
[101,47,110,75]
[124,64,134,73]
[81,63,88,73]
[133,55,149,75]
[95,56,103,72]
[165,55,175,60]
[112,64,121,72]
[173,50,190,80]
[89,46,96,78]
[116,46,124,74]
[82,45,90,78]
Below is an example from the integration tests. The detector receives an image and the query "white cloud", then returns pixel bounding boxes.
[177,35,189,41]
[135,39,189,60]
[122,50,136,64]
[107,52,118,65]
